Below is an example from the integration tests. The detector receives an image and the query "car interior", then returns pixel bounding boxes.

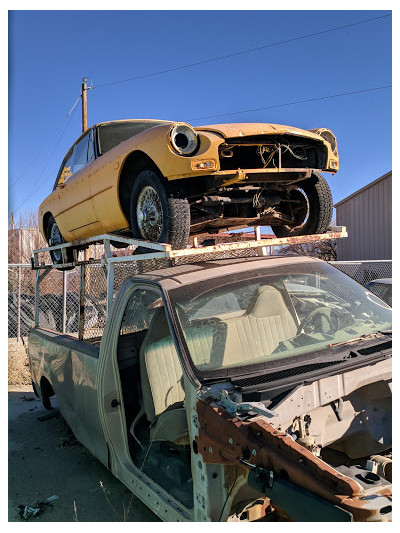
[115,283,301,509]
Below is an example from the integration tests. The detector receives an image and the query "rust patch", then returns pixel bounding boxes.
[196,399,392,521]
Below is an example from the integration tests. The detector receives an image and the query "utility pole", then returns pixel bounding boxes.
[81,77,88,133]
[82,78,90,263]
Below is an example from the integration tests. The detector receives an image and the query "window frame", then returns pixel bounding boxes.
[53,127,98,190]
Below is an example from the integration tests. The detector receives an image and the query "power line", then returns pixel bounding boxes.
[187,85,392,122]
[91,14,391,89]
[9,95,81,190]
[13,100,80,214]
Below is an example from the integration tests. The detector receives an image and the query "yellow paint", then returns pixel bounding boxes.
[57,166,72,186]
[39,120,339,242]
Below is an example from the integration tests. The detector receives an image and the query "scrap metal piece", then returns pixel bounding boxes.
[248,466,352,522]
[195,398,392,521]
[218,389,277,419]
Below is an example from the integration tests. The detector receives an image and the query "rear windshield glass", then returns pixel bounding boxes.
[97,121,169,154]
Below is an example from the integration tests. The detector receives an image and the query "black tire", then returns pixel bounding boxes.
[130,169,190,251]
[46,216,74,267]
[110,240,129,249]
[271,173,333,237]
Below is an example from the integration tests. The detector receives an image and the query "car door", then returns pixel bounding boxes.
[96,280,192,520]
[53,129,103,240]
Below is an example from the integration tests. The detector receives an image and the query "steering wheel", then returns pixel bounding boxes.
[297,307,340,335]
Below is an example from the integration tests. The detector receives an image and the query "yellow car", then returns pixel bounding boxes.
[39,119,338,264]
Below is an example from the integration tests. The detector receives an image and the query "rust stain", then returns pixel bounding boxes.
[195,399,391,521]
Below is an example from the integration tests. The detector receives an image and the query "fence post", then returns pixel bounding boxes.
[106,260,115,318]
[34,269,40,327]
[79,264,86,341]
[62,270,67,334]
[17,265,21,341]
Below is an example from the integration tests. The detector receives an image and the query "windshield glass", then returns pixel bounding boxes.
[97,121,169,154]
[169,261,391,372]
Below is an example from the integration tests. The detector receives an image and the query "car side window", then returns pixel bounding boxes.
[55,129,95,188]
[120,288,164,336]
[56,148,74,187]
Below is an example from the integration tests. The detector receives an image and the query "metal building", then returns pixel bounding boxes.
[335,170,392,261]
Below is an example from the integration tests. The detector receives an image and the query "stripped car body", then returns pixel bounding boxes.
[28,255,391,521]
[38,120,338,263]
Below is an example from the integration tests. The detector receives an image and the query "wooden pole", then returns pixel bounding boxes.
[82,78,90,262]
[81,78,88,133]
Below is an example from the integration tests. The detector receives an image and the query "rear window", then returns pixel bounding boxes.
[97,121,169,154]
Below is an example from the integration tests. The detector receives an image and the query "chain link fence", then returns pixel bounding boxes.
[9,258,392,343]
[329,260,392,285]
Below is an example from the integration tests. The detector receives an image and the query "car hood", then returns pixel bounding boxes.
[194,122,322,140]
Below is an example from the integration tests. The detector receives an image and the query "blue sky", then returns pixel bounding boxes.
[8,9,392,227]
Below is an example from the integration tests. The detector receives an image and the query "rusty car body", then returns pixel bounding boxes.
[28,254,392,521]
[38,120,338,265]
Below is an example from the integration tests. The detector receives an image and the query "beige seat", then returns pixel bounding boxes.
[133,308,188,444]
[132,286,297,442]
[187,285,298,369]
[221,285,298,365]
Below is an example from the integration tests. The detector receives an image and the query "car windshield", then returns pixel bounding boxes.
[97,121,170,154]
[169,261,391,373]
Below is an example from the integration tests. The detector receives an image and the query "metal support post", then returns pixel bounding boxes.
[34,270,40,327]
[62,270,67,334]
[17,266,21,341]
[106,260,115,318]
[79,264,86,340]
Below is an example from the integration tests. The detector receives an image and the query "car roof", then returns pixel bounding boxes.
[93,119,173,128]
[131,255,322,290]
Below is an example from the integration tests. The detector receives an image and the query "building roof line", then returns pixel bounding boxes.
[334,170,392,207]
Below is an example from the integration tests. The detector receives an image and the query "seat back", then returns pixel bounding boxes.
[220,285,297,365]
[184,285,298,369]
[139,308,185,422]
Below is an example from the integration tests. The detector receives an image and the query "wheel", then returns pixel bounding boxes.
[110,240,129,249]
[130,169,190,251]
[46,216,74,267]
[271,173,333,237]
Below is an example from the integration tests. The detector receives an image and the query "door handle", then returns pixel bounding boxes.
[111,399,120,408]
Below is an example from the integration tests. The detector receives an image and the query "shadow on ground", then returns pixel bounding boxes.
[8,386,159,522]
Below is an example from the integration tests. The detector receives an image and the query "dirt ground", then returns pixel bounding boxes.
[8,385,159,522]
[8,340,31,386]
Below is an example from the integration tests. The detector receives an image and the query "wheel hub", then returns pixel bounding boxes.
[136,186,163,241]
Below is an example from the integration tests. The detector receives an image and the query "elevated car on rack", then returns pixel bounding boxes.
[39,119,338,265]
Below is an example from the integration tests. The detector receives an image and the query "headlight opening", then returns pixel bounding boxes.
[169,124,199,156]
[319,129,337,155]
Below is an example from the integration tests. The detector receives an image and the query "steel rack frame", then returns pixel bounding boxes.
[31,226,347,338]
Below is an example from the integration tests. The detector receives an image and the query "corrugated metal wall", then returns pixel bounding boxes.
[335,171,392,260]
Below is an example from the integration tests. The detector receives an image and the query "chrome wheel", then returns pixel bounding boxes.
[49,222,62,262]
[136,186,163,241]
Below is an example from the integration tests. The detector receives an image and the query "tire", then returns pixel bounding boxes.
[110,240,129,249]
[130,169,190,251]
[271,172,333,237]
[46,216,74,267]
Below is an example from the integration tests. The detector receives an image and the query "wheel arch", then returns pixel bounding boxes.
[42,211,53,242]
[118,150,163,224]
[40,376,55,410]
